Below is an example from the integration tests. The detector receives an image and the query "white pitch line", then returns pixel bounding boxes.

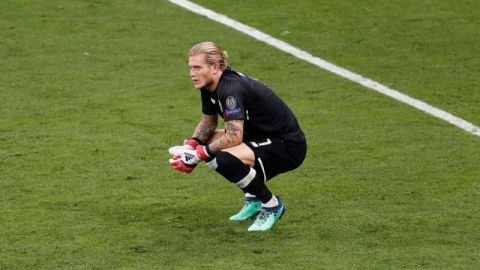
[168,0,480,137]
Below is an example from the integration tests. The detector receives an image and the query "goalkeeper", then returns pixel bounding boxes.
[169,41,307,231]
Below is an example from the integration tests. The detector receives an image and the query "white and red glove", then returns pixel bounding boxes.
[169,156,196,174]
[180,145,211,165]
[169,138,209,174]
[168,138,200,157]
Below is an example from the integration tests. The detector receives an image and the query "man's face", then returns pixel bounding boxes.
[188,54,216,90]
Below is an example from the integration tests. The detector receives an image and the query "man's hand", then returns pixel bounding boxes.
[181,146,211,165]
[168,139,211,173]
[168,138,200,156]
[168,145,193,157]
[169,156,196,173]
[168,138,202,173]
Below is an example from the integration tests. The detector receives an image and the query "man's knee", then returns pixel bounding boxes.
[207,151,252,184]
[207,151,272,203]
[220,144,255,167]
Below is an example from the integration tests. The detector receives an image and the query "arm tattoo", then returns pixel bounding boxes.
[193,114,218,143]
[209,120,244,153]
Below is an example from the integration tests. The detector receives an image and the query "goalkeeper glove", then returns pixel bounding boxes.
[181,145,212,165]
[168,138,201,156]
[169,156,196,174]
[168,138,202,173]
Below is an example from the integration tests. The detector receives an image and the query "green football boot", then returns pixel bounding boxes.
[229,197,262,221]
[248,197,285,232]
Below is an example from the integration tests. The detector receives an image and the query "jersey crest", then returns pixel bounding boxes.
[226,96,237,109]
[224,96,242,118]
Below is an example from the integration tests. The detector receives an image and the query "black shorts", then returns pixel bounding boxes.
[244,131,307,181]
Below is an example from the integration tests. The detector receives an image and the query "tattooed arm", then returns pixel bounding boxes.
[208,120,244,154]
[192,114,218,144]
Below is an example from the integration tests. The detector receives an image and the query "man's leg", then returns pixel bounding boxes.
[206,131,262,219]
[207,146,273,203]
[205,144,283,231]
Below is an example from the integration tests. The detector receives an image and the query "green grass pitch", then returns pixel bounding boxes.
[1,0,479,269]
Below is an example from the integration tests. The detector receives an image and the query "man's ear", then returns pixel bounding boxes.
[211,63,221,74]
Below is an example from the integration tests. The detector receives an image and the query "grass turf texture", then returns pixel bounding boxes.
[1,0,479,269]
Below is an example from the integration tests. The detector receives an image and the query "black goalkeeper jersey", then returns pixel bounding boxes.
[200,68,300,140]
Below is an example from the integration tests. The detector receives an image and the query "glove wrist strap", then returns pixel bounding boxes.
[185,138,201,149]
[196,145,213,161]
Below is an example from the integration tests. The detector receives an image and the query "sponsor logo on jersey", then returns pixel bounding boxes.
[210,98,216,104]
[224,96,241,117]
[224,108,241,117]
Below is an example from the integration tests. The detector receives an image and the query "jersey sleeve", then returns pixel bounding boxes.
[218,77,246,121]
[200,89,217,115]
